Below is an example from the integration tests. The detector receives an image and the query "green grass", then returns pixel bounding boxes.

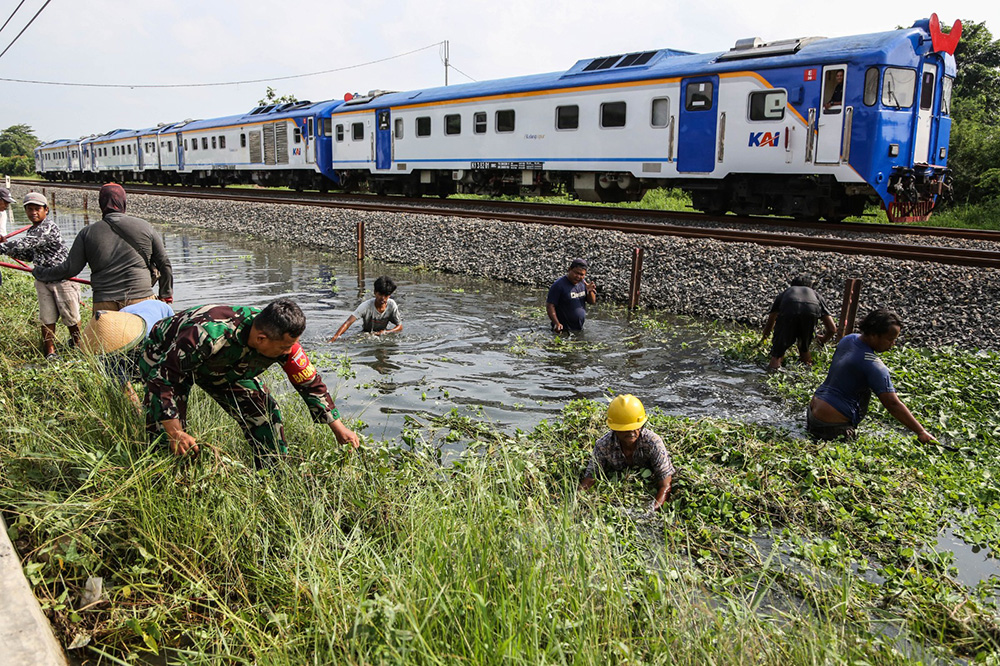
[2,271,999,664]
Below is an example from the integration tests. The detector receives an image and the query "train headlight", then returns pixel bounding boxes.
[940,147,947,159]
[888,144,899,157]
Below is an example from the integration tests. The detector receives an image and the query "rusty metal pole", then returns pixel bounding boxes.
[836,278,862,339]
[356,221,365,262]
[627,247,644,309]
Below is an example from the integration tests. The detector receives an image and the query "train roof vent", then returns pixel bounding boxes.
[564,48,691,77]
[717,36,825,61]
[343,89,399,106]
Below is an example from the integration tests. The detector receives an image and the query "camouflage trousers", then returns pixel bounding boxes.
[145,378,287,467]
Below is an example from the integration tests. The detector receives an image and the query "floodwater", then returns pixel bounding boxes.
[11,206,998,596]
[28,207,793,445]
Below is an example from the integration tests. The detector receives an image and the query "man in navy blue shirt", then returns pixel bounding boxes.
[807,308,935,443]
[546,258,596,332]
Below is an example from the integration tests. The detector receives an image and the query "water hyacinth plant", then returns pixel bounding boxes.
[1,270,999,664]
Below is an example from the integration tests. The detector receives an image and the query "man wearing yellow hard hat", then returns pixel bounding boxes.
[579,394,675,512]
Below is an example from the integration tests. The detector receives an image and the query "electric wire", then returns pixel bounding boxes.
[0,0,51,62]
[0,0,28,36]
[0,41,445,88]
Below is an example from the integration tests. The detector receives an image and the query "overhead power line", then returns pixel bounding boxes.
[0,41,445,88]
[0,0,29,37]
[0,0,52,62]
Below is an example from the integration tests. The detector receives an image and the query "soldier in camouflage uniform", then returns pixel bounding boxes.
[139,299,359,466]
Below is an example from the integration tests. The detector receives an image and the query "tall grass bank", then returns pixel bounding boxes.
[14,185,1000,351]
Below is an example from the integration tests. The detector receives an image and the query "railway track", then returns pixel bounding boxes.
[18,179,1000,269]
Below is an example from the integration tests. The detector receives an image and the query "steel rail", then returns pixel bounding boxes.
[18,180,1000,268]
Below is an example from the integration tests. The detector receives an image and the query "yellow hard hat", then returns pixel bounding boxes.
[606,394,647,431]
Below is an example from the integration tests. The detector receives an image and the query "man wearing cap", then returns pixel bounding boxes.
[139,298,359,468]
[33,183,173,313]
[0,192,81,358]
[546,258,597,332]
[0,186,13,236]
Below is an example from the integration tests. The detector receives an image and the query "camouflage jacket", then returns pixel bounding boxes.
[139,304,340,425]
[0,219,69,268]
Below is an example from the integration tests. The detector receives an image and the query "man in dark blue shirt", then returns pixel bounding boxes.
[546,258,596,332]
[808,308,935,443]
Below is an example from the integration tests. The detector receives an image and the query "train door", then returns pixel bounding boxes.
[913,63,937,164]
[677,76,719,173]
[815,65,847,164]
[176,132,185,170]
[138,139,145,170]
[375,109,392,170]
[306,117,315,164]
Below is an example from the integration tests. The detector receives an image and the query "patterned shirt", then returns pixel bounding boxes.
[139,304,340,425]
[584,428,676,481]
[0,219,69,268]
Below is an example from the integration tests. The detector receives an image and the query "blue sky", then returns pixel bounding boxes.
[0,0,995,142]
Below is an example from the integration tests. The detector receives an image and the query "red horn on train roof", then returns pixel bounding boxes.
[929,13,962,55]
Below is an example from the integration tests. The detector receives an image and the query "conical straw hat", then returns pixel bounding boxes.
[81,310,147,354]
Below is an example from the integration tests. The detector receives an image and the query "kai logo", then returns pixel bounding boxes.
[749,131,781,148]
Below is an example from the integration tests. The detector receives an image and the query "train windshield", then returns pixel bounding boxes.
[882,67,916,109]
[940,76,953,115]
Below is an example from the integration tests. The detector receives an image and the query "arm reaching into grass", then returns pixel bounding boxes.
[878,392,936,443]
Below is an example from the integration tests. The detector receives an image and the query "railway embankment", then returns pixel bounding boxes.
[18,184,999,350]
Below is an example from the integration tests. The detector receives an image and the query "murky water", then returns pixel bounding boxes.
[5,207,793,443]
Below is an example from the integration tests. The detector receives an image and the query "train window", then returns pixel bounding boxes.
[748,90,785,121]
[556,105,579,130]
[352,122,364,140]
[822,69,844,114]
[685,82,714,111]
[416,117,431,137]
[220,136,226,149]
[941,76,953,115]
[445,114,461,135]
[191,140,197,151]
[128,145,132,154]
[202,137,208,150]
[650,98,670,127]
[882,68,916,108]
[293,127,302,144]
[920,71,935,110]
[241,133,247,148]
[601,101,627,128]
[394,118,403,139]
[321,118,332,137]
[863,67,879,106]
[212,137,217,149]
[336,124,344,141]
[378,111,390,131]
[168,141,173,152]
[474,112,487,134]
[496,109,515,133]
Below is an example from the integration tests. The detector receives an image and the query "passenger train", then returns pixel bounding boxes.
[36,15,961,222]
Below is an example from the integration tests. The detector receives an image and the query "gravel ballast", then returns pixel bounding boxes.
[17,185,998,351]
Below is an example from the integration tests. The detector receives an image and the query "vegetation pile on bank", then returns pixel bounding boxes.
[1,271,999,664]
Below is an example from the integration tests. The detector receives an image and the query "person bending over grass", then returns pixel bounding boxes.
[808,308,936,443]
[580,394,675,512]
[141,299,359,468]
[329,275,402,341]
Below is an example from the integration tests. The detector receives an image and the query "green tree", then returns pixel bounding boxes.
[947,20,1000,204]
[257,87,298,106]
[0,124,39,158]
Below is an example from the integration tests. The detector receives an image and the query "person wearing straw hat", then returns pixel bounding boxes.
[579,394,675,512]
[0,192,81,359]
[81,299,174,403]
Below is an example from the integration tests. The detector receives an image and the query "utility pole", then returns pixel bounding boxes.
[444,40,449,86]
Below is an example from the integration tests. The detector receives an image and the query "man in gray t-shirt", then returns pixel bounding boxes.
[329,275,403,341]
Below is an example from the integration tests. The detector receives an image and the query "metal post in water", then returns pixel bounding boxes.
[356,221,365,262]
[837,278,862,339]
[627,247,644,309]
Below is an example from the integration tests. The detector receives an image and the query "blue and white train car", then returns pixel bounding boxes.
[35,138,84,179]
[330,16,960,221]
[167,99,344,188]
